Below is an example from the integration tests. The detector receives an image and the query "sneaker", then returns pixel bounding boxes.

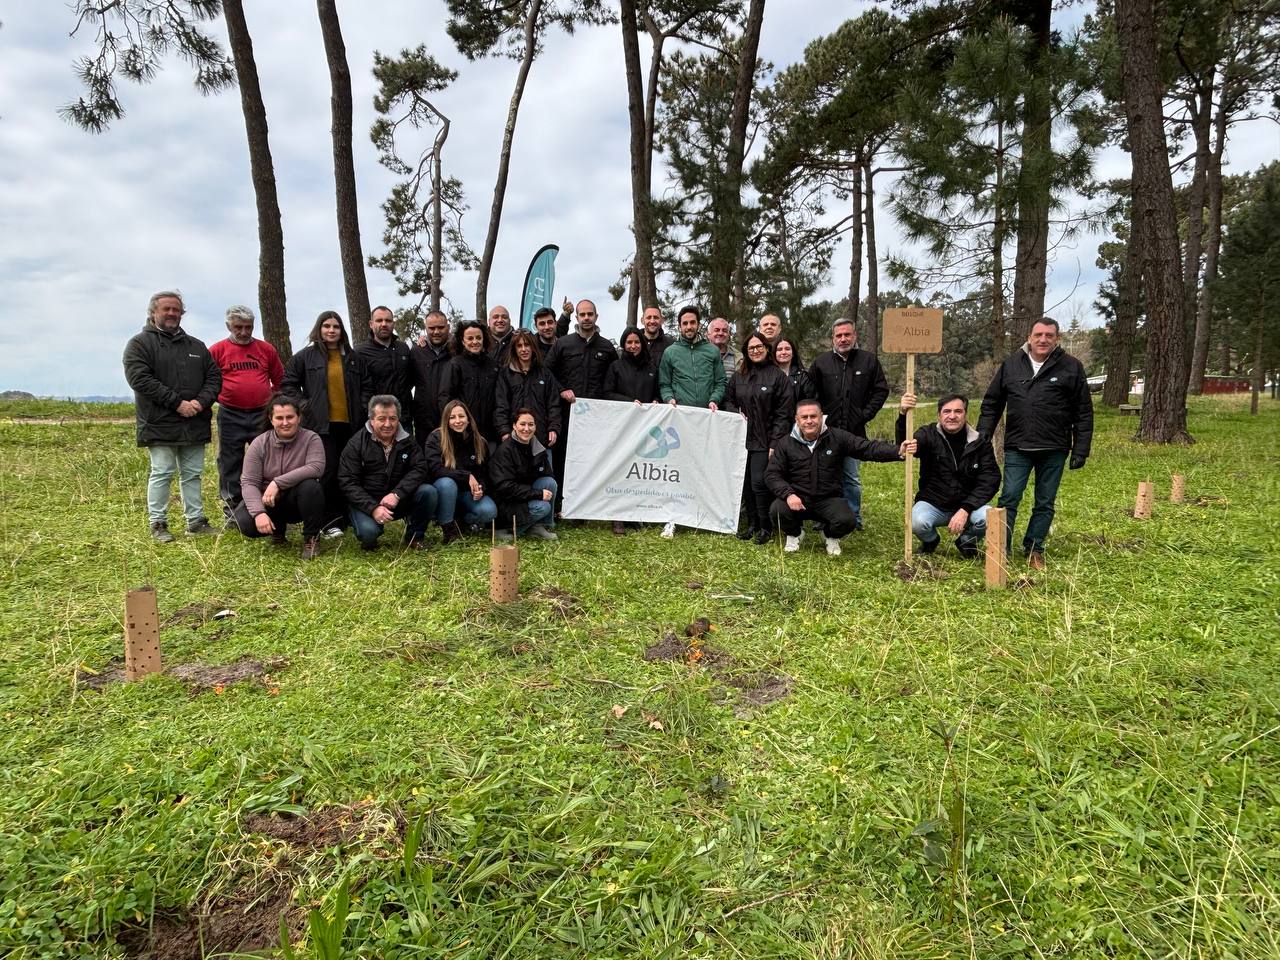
[186,517,216,536]
[441,522,463,546]
[150,520,175,543]
[918,537,939,555]
[736,527,755,541]
[752,528,771,545]
[612,521,627,537]
[1028,551,1046,571]
[321,526,344,540]
[821,533,842,557]
[402,534,428,550]
[783,532,803,553]
[495,530,513,543]
[661,522,676,539]
[300,536,320,561]
[527,523,558,541]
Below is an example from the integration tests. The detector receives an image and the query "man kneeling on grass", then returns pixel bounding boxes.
[765,399,914,556]
[233,394,326,560]
[338,395,436,550]
[897,392,1000,558]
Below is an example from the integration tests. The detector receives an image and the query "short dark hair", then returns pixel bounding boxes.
[937,393,969,411]
[677,304,702,324]
[796,398,823,413]
[264,392,303,428]
[452,320,493,356]
[533,306,556,321]
[370,305,394,319]
[1031,317,1060,333]
[513,407,538,426]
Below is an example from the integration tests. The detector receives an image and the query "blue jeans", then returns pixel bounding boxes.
[518,477,557,535]
[432,477,497,528]
[841,457,862,519]
[147,444,206,523]
[912,501,989,545]
[349,484,437,545]
[999,449,1068,554]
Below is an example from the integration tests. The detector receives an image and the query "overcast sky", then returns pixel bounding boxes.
[1,2,1275,397]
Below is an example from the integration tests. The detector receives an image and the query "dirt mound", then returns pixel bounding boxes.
[117,884,302,960]
[161,602,230,628]
[727,672,794,708]
[75,656,288,692]
[894,561,951,582]
[241,804,400,850]
[529,585,584,618]
[643,624,793,713]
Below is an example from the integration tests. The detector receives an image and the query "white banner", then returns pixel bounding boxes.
[562,399,747,533]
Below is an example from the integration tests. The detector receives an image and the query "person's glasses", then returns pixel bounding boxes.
[748,344,767,353]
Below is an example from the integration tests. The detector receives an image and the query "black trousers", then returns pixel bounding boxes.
[320,421,353,529]
[232,478,326,539]
[217,404,266,513]
[741,450,772,531]
[770,496,857,538]
[551,403,570,512]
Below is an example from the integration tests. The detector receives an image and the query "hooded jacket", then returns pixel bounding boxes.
[423,426,489,488]
[488,434,554,528]
[123,322,222,447]
[494,362,563,442]
[976,343,1093,459]
[807,348,889,437]
[604,350,659,403]
[337,422,429,516]
[896,415,1000,513]
[765,423,901,503]
[723,363,795,451]
[281,343,364,434]
[437,349,501,443]
[355,336,413,423]
[546,328,619,399]
[658,334,727,407]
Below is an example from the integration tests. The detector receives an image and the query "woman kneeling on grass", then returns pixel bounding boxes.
[424,400,498,544]
[234,394,327,560]
[488,409,558,542]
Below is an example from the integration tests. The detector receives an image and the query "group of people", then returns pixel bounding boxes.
[124,289,1093,567]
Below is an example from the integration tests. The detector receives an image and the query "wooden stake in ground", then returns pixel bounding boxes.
[1171,473,1185,503]
[1134,480,1155,519]
[882,307,944,564]
[985,508,1007,589]
[124,586,162,680]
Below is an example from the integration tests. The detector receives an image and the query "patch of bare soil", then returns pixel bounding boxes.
[685,580,703,591]
[242,804,398,850]
[529,585,584,618]
[894,561,951,582]
[644,623,794,713]
[727,672,794,709]
[161,602,228,629]
[74,656,288,692]
[117,884,303,960]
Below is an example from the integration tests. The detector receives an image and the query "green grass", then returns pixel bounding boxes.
[0,395,1276,958]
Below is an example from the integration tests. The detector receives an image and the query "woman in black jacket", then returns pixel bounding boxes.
[724,333,795,544]
[494,329,563,446]
[488,409,557,541]
[280,310,364,534]
[437,321,500,445]
[603,327,659,404]
[423,399,497,543]
[774,336,815,403]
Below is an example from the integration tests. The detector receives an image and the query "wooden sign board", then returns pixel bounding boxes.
[882,307,943,354]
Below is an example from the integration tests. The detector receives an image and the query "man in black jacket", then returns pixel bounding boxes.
[409,310,452,437]
[356,306,414,431]
[123,290,222,542]
[533,307,560,351]
[977,318,1093,569]
[807,318,890,530]
[766,399,914,556]
[337,395,437,549]
[897,392,1001,557]
[640,305,673,369]
[487,304,515,360]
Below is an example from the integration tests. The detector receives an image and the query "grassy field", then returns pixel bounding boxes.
[0,395,1276,959]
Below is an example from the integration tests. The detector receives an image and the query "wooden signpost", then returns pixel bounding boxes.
[984,508,1008,588]
[882,307,944,564]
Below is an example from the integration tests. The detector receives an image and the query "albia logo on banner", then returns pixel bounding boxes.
[627,425,682,480]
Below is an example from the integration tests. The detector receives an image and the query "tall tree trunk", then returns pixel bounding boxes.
[222,0,290,359]
[642,17,667,308]
[475,0,544,321]
[715,0,766,319]
[848,161,863,326]
[1179,80,1213,383]
[1188,94,1227,394]
[1116,0,1193,443]
[864,158,880,354]
[1009,0,1052,342]
[1250,301,1264,414]
[991,119,1008,361]
[1218,317,1232,374]
[428,113,450,313]
[317,0,370,342]
[621,0,656,326]
[1102,203,1141,406]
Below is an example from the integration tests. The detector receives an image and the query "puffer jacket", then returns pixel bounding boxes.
[604,353,659,403]
[494,363,563,442]
[337,423,429,516]
[488,435,554,529]
[807,348,889,437]
[896,416,1000,513]
[658,335,726,407]
[546,329,619,399]
[765,424,901,504]
[437,349,500,443]
[281,343,363,434]
[123,323,222,447]
[976,344,1093,459]
[723,363,795,451]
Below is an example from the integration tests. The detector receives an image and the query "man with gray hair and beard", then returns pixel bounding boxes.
[210,304,285,521]
[123,290,222,541]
